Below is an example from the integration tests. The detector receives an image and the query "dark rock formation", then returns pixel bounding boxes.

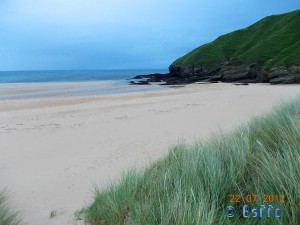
[129,73,171,85]
[268,67,289,80]
[233,83,249,86]
[165,64,299,85]
[289,65,300,74]
[129,80,149,85]
[220,64,259,83]
[129,65,300,86]
[270,76,300,84]
[163,10,300,85]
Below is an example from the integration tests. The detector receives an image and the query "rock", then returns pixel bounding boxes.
[220,65,258,82]
[233,83,249,86]
[268,67,289,80]
[208,74,222,82]
[169,65,208,77]
[137,80,150,85]
[130,73,170,80]
[270,75,300,84]
[289,65,300,74]
[132,64,300,86]
[129,73,171,85]
[256,70,269,83]
[162,77,189,85]
[235,79,257,83]
[129,80,150,85]
[169,66,182,77]
[131,75,144,79]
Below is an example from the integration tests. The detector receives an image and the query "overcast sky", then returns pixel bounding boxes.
[0,0,299,70]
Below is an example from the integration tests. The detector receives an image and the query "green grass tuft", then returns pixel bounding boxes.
[82,97,300,225]
[0,191,22,225]
[49,209,57,219]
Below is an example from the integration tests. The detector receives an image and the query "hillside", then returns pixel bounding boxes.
[172,9,300,69]
[130,10,300,85]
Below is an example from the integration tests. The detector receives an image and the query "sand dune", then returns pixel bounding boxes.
[0,83,299,225]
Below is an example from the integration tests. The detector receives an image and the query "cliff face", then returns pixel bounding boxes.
[168,64,300,84]
[169,9,300,84]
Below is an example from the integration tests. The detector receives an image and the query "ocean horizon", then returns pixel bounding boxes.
[0,69,169,100]
[0,69,168,84]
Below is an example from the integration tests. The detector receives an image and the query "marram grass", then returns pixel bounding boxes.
[81,97,300,225]
[0,191,21,225]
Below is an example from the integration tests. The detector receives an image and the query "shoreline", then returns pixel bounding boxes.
[0,80,167,101]
[1,83,300,225]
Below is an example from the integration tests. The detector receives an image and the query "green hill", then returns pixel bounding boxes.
[172,9,300,70]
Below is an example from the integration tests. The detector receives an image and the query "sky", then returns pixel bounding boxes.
[0,0,299,70]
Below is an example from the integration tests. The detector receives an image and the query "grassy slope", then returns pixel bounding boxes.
[172,10,300,69]
[82,97,300,225]
[82,98,300,225]
[0,192,21,225]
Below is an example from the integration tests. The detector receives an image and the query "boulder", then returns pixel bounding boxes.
[233,83,249,86]
[208,74,222,82]
[256,70,269,83]
[220,65,258,82]
[270,75,300,84]
[131,75,144,79]
[268,67,289,80]
[169,66,182,77]
[289,65,300,74]
[129,80,150,85]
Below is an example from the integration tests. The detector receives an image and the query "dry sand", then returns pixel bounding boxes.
[0,83,299,225]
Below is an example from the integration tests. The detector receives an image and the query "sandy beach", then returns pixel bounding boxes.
[0,82,299,225]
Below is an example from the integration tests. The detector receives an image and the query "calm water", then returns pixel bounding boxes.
[0,69,169,100]
[0,69,168,83]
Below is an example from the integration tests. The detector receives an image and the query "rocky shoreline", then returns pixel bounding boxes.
[130,64,300,85]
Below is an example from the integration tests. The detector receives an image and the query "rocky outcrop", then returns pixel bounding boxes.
[164,63,262,84]
[268,66,300,84]
[166,64,300,85]
[268,67,289,80]
[164,10,300,85]
[289,65,300,74]
[270,76,300,84]
[129,65,300,85]
[220,64,259,82]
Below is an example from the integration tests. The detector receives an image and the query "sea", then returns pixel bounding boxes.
[0,69,169,100]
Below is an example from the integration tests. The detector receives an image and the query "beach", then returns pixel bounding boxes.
[0,82,299,225]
